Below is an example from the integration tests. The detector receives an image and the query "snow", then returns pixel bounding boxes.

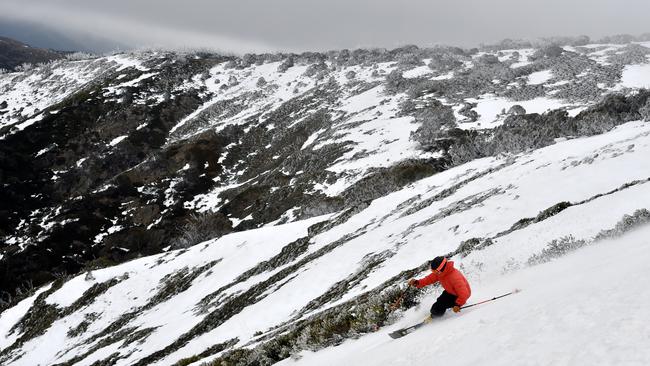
[108,135,128,146]
[184,182,246,212]
[312,110,441,196]
[527,70,553,85]
[104,54,150,72]
[619,63,650,89]
[402,65,432,79]
[431,72,454,80]
[338,86,385,114]
[280,224,650,366]
[457,95,568,130]
[323,116,420,174]
[301,128,326,150]
[103,72,157,96]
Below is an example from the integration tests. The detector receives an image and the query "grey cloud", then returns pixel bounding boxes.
[2,0,650,53]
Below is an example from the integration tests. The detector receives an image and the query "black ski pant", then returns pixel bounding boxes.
[430,291,457,317]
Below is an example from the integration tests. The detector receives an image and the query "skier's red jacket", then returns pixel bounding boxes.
[414,260,471,306]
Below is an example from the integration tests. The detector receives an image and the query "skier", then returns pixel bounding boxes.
[408,256,471,318]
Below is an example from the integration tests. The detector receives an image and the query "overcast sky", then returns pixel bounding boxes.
[2,0,650,53]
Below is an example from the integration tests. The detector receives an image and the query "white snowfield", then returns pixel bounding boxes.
[1,120,650,365]
[281,224,650,366]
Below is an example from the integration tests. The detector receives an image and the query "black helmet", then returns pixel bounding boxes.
[430,256,448,272]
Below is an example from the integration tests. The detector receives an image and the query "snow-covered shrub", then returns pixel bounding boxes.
[455,237,495,258]
[607,44,650,65]
[593,209,650,241]
[409,100,457,150]
[528,209,650,266]
[441,91,650,167]
[507,105,526,116]
[241,53,257,68]
[480,38,532,52]
[66,52,94,61]
[223,60,238,69]
[530,45,564,61]
[206,285,421,366]
[428,53,463,72]
[527,236,588,266]
[597,34,636,44]
[396,49,424,68]
[384,69,408,94]
[476,54,500,65]
[303,61,327,77]
[575,91,650,135]
[457,103,479,122]
[14,63,34,72]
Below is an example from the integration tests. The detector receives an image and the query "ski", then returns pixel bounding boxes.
[388,317,431,339]
[388,289,521,339]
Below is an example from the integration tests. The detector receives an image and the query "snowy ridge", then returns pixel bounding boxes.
[1,120,649,365]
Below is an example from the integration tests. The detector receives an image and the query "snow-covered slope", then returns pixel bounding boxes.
[1,119,649,365]
[281,223,650,366]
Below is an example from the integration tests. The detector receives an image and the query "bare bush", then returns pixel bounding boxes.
[170,212,232,249]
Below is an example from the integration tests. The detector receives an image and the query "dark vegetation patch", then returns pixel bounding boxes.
[425,90,650,167]
[171,338,239,366]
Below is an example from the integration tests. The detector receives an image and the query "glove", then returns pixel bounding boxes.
[452,305,461,313]
[408,278,419,287]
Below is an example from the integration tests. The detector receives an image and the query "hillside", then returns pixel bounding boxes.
[0,36,63,71]
[1,119,649,364]
[1,36,650,365]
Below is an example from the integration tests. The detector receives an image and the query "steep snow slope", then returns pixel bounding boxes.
[1,120,649,365]
[281,224,650,366]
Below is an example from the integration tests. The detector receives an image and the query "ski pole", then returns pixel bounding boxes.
[461,288,521,310]
[389,286,411,310]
